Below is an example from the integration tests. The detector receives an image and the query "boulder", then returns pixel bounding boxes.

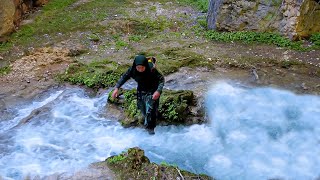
[0,0,50,37]
[0,0,16,37]
[207,0,320,39]
[93,147,213,180]
[107,89,206,128]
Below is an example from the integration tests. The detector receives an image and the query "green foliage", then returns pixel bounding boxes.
[0,66,11,76]
[129,35,143,42]
[159,90,194,122]
[57,59,128,89]
[177,0,209,12]
[160,161,177,167]
[0,41,12,52]
[204,31,317,51]
[161,102,179,121]
[123,90,141,119]
[197,17,208,29]
[107,154,126,164]
[279,60,303,69]
[158,47,212,75]
[115,40,129,49]
[42,0,77,11]
[87,33,101,42]
[310,33,320,46]
[2,0,125,49]
[137,17,171,34]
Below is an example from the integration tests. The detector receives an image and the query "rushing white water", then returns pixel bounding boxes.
[0,82,319,180]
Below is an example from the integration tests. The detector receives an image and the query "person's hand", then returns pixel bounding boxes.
[112,88,119,99]
[152,91,160,100]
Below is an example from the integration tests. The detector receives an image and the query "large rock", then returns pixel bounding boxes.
[0,0,50,37]
[0,0,16,37]
[107,89,206,128]
[94,147,213,180]
[207,0,320,40]
[295,0,320,38]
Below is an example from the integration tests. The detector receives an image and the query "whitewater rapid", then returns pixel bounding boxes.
[0,82,319,180]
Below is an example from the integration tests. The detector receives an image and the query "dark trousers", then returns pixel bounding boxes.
[137,91,159,129]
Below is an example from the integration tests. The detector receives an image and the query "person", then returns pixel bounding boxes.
[111,55,164,134]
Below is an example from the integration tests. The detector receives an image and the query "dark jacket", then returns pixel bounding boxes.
[115,60,164,93]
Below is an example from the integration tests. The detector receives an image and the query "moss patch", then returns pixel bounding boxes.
[0,66,11,76]
[108,89,203,127]
[159,90,195,123]
[94,147,213,180]
[204,31,320,51]
[56,59,129,89]
[156,47,214,75]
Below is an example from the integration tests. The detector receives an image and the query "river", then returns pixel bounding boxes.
[0,82,319,180]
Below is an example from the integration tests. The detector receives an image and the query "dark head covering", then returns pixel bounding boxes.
[131,55,152,83]
[134,55,148,66]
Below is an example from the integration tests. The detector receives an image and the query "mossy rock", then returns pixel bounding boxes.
[159,90,196,123]
[107,89,204,127]
[57,59,129,89]
[94,147,213,180]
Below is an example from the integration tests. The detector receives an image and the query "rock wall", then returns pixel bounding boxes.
[207,0,320,40]
[0,0,49,37]
[0,0,16,37]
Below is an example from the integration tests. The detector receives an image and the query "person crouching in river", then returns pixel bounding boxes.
[111,55,164,135]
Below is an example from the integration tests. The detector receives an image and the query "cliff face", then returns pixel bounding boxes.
[207,0,320,40]
[0,0,49,38]
[0,0,15,37]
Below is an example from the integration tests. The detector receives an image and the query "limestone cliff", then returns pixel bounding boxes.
[0,0,49,38]
[207,0,320,40]
[0,0,15,37]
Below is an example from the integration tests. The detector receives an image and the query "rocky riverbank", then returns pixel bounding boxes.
[0,0,319,179]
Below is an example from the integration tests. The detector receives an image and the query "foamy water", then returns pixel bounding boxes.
[0,82,319,180]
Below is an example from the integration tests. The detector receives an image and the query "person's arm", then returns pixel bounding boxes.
[112,67,132,98]
[152,69,164,100]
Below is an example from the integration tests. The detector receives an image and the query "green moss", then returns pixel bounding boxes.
[0,41,12,52]
[177,0,209,12]
[129,35,143,42]
[87,33,101,42]
[0,66,11,76]
[96,147,213,180]
[107,154,127,164]
[157,47,213,75]
[115,40,129,49]
[310,33,320,47]
[204,31,318,51]
[42,0,77,11]
[159,90,194,123]
[1,0,129,52]
[279,60,304,69]
[108,89,197,126]
[123,89,140,119]
[56,59,129,89]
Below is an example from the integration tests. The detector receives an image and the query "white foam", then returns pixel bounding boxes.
[0,84,319,180]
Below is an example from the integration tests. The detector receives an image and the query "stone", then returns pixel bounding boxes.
[107,89,204,128]
[207,0,319,39]
[0,0,15,37]
[0,0,50,37]
[102,147,212,180]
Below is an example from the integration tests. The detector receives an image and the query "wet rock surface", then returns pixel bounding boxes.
[207,0,320,39]
[107,88,205,128]
[96,147,212,180]
[0,0,319,179]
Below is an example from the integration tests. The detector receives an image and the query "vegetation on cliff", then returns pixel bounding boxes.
[204,31,320,51]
